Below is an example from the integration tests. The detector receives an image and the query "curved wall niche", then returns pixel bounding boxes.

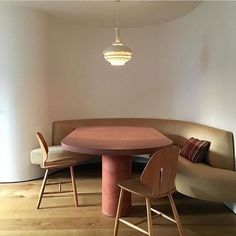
[0,1,236,182]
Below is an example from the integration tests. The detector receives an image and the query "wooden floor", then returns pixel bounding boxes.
[0,163,235,236]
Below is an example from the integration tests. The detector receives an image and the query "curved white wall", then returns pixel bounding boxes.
[48,1,236,154]
[0,1,236,183]
[0,5,50,181]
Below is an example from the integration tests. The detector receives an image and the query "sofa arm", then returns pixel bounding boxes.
[176,156,236,202]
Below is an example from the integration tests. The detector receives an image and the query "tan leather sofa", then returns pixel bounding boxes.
[31,118,236,203]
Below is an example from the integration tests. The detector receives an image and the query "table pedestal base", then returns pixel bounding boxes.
[102,155,131,217]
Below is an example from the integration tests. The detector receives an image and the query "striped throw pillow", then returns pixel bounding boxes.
[180,137,211,163]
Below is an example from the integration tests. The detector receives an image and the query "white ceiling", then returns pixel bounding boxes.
[6,1,201,28]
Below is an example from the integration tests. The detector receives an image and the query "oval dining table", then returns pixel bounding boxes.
[61,126,173,217]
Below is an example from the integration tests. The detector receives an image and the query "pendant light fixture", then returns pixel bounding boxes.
[103,0,132,66]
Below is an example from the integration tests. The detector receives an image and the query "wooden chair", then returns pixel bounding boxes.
[113,146,184,236]
[36,132,90,209]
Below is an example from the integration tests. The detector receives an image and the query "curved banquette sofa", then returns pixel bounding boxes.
[31,118,236,203]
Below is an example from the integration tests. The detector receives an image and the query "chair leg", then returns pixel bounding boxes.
[168,194,184,236]
[113,188,125,236]
[146,197,153,236]
[70,166,78,207]
[37,169,49,209]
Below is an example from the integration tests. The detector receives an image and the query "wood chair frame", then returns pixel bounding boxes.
[36,132,79,209]
[113,146,184,236]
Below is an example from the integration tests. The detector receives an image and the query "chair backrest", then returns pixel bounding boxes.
[36,132,49,167]
[140,146,180,196]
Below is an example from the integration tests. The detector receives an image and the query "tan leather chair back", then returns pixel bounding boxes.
[36,132,49,167]
[140,146,180,196]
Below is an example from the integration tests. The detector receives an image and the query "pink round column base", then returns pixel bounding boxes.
[102,155,132,217]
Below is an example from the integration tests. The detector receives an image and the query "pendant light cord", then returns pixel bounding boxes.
[115,0,120,43]
[116,1,119,28]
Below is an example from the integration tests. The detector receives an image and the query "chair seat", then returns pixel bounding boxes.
[31,145,91,165]
[118,177,175,198]
[41,156,87,169]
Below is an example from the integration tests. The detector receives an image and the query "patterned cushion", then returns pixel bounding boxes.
[180,137,211,163]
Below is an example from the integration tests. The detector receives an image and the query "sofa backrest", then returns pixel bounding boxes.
[52,118,235,171]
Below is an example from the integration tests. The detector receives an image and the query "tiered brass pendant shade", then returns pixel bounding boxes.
[103,28,132,66]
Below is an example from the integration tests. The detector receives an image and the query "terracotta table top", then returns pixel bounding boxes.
[61,126,173,217]
[61,126,173,155]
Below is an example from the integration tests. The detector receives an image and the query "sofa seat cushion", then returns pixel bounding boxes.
[30,146,92,165]
[176,155,236,202]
